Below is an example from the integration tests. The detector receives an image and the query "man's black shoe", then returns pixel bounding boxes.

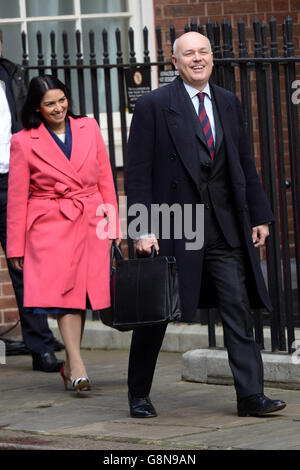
[237,393,286,417]
[2,338,30,356]
[53,338,65,351]
[32,352,64,373]
[128,393,157,418]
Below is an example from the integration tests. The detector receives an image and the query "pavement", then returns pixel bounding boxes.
[0,347,300,452]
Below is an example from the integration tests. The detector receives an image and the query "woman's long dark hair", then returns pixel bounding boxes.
[21,75,85,129]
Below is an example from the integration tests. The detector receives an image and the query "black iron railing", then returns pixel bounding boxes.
[19,16,300,354]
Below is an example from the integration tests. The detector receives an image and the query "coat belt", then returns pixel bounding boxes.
[30,182,99,221]
[30,182,100,296]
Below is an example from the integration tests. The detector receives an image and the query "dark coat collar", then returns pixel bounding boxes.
[170,77,237,150]
[165,77,233,189]
[0,57,18,76]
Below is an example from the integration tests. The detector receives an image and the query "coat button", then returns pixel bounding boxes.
[200,162,211,169]
[169,153,177,160]
[171,180,178,189]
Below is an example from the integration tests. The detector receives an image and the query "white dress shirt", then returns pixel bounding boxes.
[57,133,66,142]
[183,81,216,143]
[0,80,12,174]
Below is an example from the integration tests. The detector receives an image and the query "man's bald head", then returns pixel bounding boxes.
[173,32,212,58]
[172,32,214,91]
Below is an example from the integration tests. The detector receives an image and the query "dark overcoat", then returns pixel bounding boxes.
[125,76,274,322]
[0,57,27,132]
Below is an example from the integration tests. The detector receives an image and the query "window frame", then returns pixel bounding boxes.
[0,0,156,167]
[0,0,156,63]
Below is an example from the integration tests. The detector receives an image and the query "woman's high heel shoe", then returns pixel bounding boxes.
[60,364,91,394]
[72,377,91,395]
[60,363,72,390]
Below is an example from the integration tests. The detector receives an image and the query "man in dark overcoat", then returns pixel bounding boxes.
[125,32,286,418]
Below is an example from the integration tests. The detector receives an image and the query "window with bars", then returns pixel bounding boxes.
[0,0,155,113]
[0,0,131,64]
[0,0,155,165]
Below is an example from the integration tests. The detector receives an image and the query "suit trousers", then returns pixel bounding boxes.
[0,173,55,354]
[128,230,264,400]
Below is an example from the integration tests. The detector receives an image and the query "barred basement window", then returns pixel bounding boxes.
[0,0,155,166]
[0,0,155,114]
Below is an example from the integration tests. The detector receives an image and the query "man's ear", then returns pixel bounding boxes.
[171,55,177,69]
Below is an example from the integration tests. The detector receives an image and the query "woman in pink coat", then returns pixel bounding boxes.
[7,75,121,393]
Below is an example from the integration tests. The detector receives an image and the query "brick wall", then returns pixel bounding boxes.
[154,0,300,57]
[0,251,21,338]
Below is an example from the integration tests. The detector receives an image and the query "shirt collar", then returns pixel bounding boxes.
[183,81,212,101]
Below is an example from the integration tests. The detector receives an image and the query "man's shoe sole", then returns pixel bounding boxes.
[238,403,286,417]
[130,412,157,418]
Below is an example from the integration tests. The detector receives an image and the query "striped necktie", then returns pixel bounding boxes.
[197,92,215,160]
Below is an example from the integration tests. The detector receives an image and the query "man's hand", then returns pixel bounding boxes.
[135,236,159,255]
[9,257,24,270]
[252,224,269,248]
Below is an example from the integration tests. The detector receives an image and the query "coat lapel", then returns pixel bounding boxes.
[31,123,82,185]
[211,97,223,156]
[164,77,201,192]
[211,84,234,156]
[68,116,93,173]
[31,117,92,186]
[210,84,247,183]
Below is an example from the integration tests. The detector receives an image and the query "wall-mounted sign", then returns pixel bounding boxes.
[159,70,179,87]
[125,67,151,113]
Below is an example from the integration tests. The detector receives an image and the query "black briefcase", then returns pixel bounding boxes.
[99,242,132,331]
[108,242,182,329]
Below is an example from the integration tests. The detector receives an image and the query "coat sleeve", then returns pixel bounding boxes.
[125,95,155,236]
[93,119,121,238]
[235,96,274,226]
[6,133,30,258]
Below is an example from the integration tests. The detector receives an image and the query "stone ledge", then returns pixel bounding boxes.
[49,319,299,353]
[182,348,300,390]
[48,319,225,352]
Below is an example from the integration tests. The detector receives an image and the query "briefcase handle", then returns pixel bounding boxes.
[111,242,158,272]
[136,245,158,259]
[110,241,124,271]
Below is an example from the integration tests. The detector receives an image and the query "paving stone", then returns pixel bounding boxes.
[0,349,298,450]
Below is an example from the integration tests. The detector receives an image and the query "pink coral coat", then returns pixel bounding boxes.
[7,116,120,310]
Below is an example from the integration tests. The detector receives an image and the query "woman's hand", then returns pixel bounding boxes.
[9,257,24,270]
